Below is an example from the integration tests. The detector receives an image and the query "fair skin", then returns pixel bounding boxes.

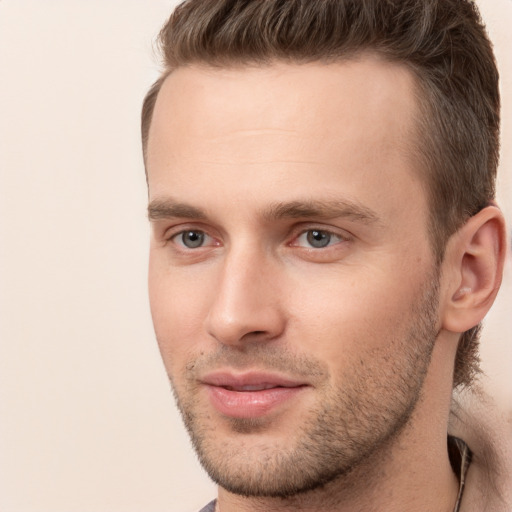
[146,57,505,512]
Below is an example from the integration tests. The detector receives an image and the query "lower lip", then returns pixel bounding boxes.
[206,385,305,419]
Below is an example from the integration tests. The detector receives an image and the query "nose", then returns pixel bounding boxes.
[204,246,286,346]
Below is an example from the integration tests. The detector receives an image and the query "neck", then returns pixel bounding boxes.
[216,335,460,512]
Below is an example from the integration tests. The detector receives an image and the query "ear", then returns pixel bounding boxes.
[441,205,507,333]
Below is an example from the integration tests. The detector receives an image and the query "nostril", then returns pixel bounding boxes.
[239,330,269,343]
[206,302,286,346]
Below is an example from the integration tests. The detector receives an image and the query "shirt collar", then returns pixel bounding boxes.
[448,436,472,512]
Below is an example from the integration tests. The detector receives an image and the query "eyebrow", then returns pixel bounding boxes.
[263,199,381,225]
[148,197,380,225]
[148,198,207,221]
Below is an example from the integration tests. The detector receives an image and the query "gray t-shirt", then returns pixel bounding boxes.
[198,500,216,512]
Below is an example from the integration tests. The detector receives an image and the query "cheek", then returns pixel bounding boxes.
[287,266,423,364]
[148,261,213,371]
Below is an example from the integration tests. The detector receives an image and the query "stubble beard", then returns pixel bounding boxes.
[168,273,440,499]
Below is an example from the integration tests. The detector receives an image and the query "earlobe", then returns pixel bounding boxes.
[442,206,507,334]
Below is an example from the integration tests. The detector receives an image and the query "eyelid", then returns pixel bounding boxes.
[162,222,210,239]
[158,222,351,252]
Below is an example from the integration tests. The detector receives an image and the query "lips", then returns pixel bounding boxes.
[223,383,280,391]
[202,372,308,419]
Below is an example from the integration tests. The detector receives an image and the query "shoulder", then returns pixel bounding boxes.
[449,386,512,511]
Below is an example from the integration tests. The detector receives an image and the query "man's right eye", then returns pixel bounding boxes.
[172,230,210,249]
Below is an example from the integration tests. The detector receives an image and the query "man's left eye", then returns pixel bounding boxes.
[295,230,344,249]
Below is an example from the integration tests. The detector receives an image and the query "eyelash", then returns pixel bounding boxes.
[165,226,350,251]
[167,229,217,249]
[291,229,348,249]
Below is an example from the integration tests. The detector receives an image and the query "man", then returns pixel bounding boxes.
[142,1,510,510]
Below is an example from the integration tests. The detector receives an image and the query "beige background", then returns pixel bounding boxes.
[0,1,510,511]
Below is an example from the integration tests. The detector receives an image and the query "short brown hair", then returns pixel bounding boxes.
[141,0,500,388]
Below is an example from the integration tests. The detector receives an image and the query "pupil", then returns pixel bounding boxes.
[183,231,204,248]
[307,230,330,248]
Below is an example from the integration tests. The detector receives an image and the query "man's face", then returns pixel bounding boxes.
[147,57,441,497]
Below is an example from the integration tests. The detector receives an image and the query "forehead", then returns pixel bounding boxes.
[146,57,427,234]
[147,55,420,168]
